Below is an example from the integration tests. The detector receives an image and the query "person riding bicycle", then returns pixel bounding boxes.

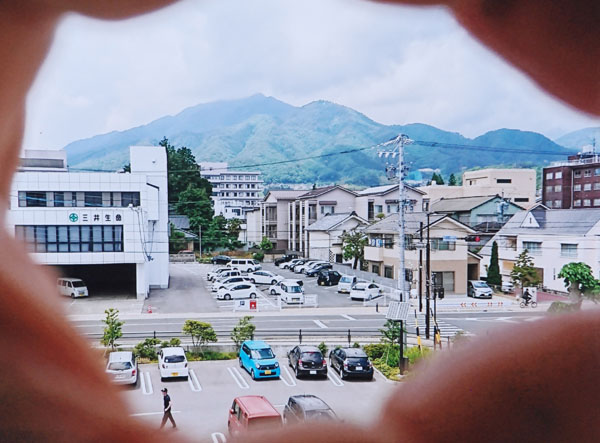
[522,289,532,306]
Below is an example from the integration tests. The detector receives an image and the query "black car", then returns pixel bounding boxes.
[211,255,231,265]
[329,347,373,380]
[283,395,337,425]
[317,270,342,286]
[274,254,299,266]
[305,263,333,277]
[287,345,327,378]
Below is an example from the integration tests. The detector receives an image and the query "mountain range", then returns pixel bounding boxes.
[63,94,585,187]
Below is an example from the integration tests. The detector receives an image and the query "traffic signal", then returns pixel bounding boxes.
[434,286,445,299]
[465,235,481,242]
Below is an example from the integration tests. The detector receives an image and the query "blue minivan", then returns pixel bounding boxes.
[239,340,280,380]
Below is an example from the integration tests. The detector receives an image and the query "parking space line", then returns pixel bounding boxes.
[188,369,202,392]
[313,320,327,329]
[327,370,344,387]
[280,366,297,387]
[227,367,250,389]
[340,314,355,320]
[130,410,181,417]
[141,371,153,395]
[211,432,226,443]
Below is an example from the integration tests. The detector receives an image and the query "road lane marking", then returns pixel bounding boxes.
[188,369,202,392]
[227,367,250,389]
[211,432,226,443]
[524,316,543,322]
[313,320,327,329]
[141,372,153,395]
[130,411,181,417]
[280,366,297,387]
[340,314,355,321]
[327,370,344,387]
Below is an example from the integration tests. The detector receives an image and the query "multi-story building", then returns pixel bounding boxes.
[261,190,308,250]
[305,212,369,262]
[8,146,169,300]
[542,148,600,209]
[199,162,263,220]
[355,184,426,221]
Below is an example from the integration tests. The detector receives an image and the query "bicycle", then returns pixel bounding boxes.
[519,298,537,308]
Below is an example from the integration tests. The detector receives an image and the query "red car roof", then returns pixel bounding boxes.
[236,396,280,418]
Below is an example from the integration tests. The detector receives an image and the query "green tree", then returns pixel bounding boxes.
[133,338,161,360]
[510,249,541,289]
[431,172,444,185]
[557,262,600,305]
[341,229,367,269]
[175,186,213,233]
[183,320,218,353]
[487,241,502,286]
[379,319,403,366]
[101,308,124,351]
[231,316,256,349]
[258,236,273,253]
[161,137,212,201]
[169,222,188,253]
[122,163,131,173]
[448,173,457,186]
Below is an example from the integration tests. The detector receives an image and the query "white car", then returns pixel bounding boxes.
[227,259,262,273]
[468,280,493,299]
[337,275,358,293]
[211,275,249,292]
[207,267,229,281]
[295,261,320,274]
[158,347,189,381]
[349,282,383,301]
[57,277,89,298]
[216,282,259,300]
[282,259,302,270]
[105,351,138,385]
[297,261,327,274]
[248,270,284,285]
[269,279,305,304]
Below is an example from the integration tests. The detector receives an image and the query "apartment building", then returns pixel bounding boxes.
[305,212,369,262]
[479,205,600,293]
[8,146,169,300]
[355,184,426,221]
[199,162,263,220]
[261,189,307,250]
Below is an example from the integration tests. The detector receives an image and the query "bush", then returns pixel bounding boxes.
[186,350,237,361]
[405,346,431,365]
[160,338,181,348]
[318,341,328,357]
[253,251,265,262]
[363,343,388,360]
[352,342,361,348]
[372,358,400,380]
[548,301,581,314]
[134,338,161,360]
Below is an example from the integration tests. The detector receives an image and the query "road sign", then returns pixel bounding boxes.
[386,301,411,321]
[442,235,457,242]
[249,300,257,311]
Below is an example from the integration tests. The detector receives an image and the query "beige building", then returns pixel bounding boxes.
[420,168,536,209]
[305,212,369,262]
[363,213,481,295]
[355,184,426,222]
[262,190,307,250]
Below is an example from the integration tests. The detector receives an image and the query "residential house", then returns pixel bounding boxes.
[354,184,426,222]
[431,195,524,229]
[479,205,600,293]
[261,189,307,250]
[363,213,481,294]
[305,212,369,262]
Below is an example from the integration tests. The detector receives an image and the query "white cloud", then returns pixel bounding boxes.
[24,0,599,149]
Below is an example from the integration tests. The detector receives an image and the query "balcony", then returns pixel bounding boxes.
[364,246,384,261]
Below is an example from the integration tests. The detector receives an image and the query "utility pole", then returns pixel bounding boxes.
[419,221,423,312]
[199,225,202,256]
[425,212,431,339]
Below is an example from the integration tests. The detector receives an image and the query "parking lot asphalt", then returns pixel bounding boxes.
[119,359,395,441]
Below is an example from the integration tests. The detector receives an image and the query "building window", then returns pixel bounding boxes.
[121,192,140,207]
[554,200,561,208]
[22,191,47,207]
[384,234,394,249]
[555,171,562,179]
[584,170,592,177]
[574,199,582,207]
[554,185,562,192]
[584,183,592,191]
[574,170,582,178]
[584,199,591,206]
[374,205,383,215]
[432,271,455,292]
[431,238,456,251]
[514,197,529,203]
[594,183,600,191]
[384,265,394,279]
[574,184,581,192]
[53,192,65,207]
[545,200,552,207]
[545,172,553,180]
[545,186,553,194]
[595,168,600,176]
[320,205,335,215]
[496,178,512,184]
[523,241,542,255]
[595,199,600,206]
[422,200,430,212]
[560,243,578,258]
[371,264,380,276]
[84,192,103,207]
[15,225,123,253]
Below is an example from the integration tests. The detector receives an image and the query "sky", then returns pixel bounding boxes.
[24,0,600,149]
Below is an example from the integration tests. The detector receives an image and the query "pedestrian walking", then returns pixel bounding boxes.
[160,388,176,429]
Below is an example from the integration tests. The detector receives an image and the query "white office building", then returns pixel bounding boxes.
[200,162,263,220]
[7,146,169,300]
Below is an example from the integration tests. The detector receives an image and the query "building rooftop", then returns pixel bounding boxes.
[298,185,357,199]
[265,189,308,200]
[169,215,190,230]
[357,184,425,196]
[497,207,600,236]
[305,212,367,232]
[431,195,502,213]
[364,212,445,235]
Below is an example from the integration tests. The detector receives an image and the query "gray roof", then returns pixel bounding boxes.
[357,184,425,196]
[431,195,505,213]
[305,212,368,232]
[496,207,600,236]
[169,215,190,230]
[298,185,357,199]
[364,212,446,235]
[266,190,308,200]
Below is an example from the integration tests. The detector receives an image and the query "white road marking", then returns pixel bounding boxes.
[141,372,153,395]
[327,370,344,387]
[188,369,202,392]
[313,320,328,329]
[524,316,544,322]
[340,314,355,321]
[227,367,250,389]
[211,432,227,443]
[130,410,181,417]
[280,366,297,387]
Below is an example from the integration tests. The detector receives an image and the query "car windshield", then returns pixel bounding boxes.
[164,355,185,363]
[247,417,281,431]
[305,410,336,421]
[347,357,369,365]
[473,282,489,288]
[107,361,132,370]
[285,285,302,293]
[301,352,323,362]
[251,348,275,360]
[71,281,86,287]
[340,276,353,283]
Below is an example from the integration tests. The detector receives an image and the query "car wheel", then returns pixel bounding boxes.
[251,369,256,380]
[271,280,277,285]
[340,367,347,380]
[184,376,189,381]
[224,294,231,300]
[71,293,75,298]
[367,294,372,301]
[270,289,277,295]
[250,278,255,283]
[367,375,374,381]
[160,377,165,382]
[250,293,256,299]
[295,365,300,378]
[239,358,243,368]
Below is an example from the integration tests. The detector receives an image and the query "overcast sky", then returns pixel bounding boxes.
[24,0,599,149]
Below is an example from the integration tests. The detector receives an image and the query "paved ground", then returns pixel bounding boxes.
[119,359,394,441]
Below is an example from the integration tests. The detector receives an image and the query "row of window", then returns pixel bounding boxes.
[19,191,140,208]
[522,241,577,257]
[218,191,258,198]
[204,175,260,181]
[15,225,124,253]
[367,237,456,251]
[546,169,600,180]
[216,183,258,189]
[547,183,600,193]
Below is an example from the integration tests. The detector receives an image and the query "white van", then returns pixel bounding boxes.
[269,279,305,304]
[228,259,261,273]
[57,278,89,298]
[337,275,357,294]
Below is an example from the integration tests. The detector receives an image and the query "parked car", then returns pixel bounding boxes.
[295,260,324,274]
[290,260,309,272]
[329,347,374,380]
[269,279,305,304]
[317,270,342,286]
[468,280,493,299]
[57,277,89,298]
[207,267,230,281]
[337,274,358,293]
[228,259,261,273]
[239,340,280,380]
[158,347,189,381]
[248,270,284,285]
[287,345,327,378]
[305,263,333,277]
[217,282,258,300]
[105,351,138,385]
[349,282,382,301]
[283,395,337,424]
[211,275,250,292]
[274,254,299,267]
[501,281,515,293]
[228,396,282,436]
[281,258,302,270]
[213,269,241,282]
[211,255,231,265]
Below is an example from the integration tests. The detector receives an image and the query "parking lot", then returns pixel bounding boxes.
[119,358,395,441]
